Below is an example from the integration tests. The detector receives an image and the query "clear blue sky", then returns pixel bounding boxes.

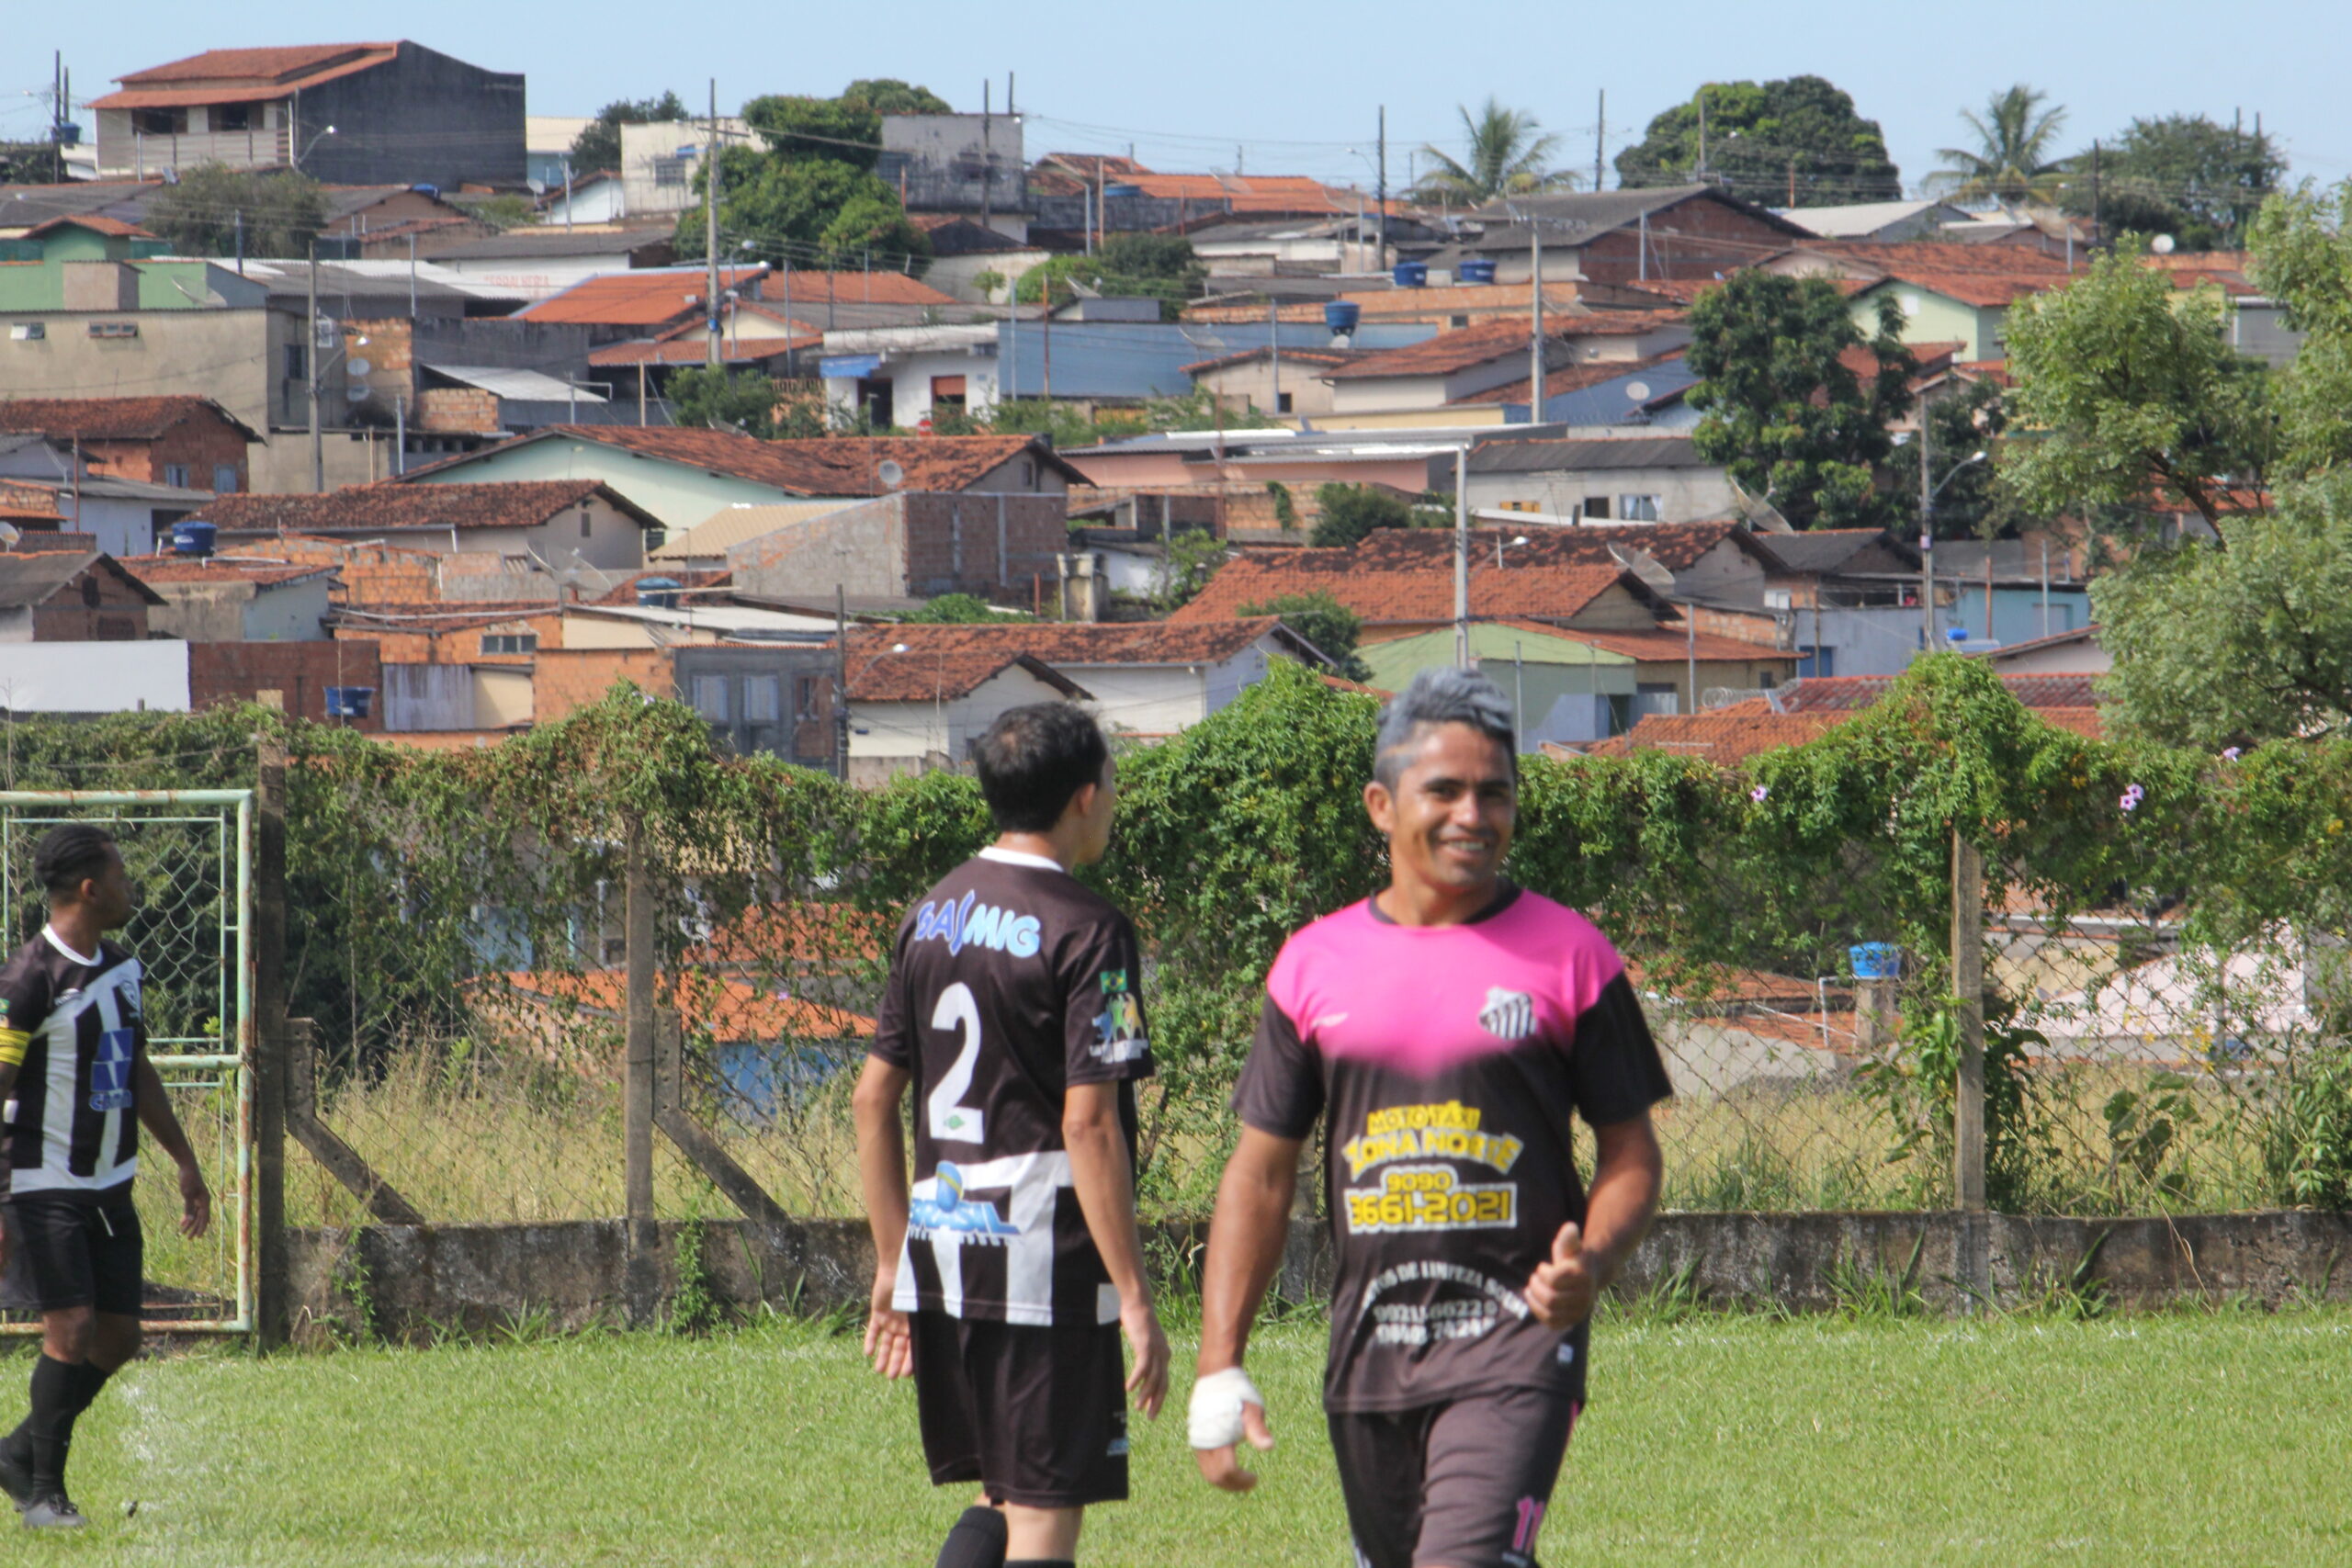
[11,0,2350,196]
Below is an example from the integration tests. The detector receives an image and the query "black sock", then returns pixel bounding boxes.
[1004,1560,1077,1568]
[25,1355,77,1495]
[935,1506,1008,1568]
[63,1360,111,1420]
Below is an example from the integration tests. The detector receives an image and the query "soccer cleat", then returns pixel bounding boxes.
[0,1445,32,1511]
[21,1494,85,1529]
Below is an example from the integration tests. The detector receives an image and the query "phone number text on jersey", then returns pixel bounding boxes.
[1343,1163,1517,1234]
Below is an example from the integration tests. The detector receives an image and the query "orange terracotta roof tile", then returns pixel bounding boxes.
[197,479,631,536]
[854,616,1296,671]
[0,395,258,443]
[97,43,400,108]
[587,334,818,367]
[1170,542,1639,628]
[517,266,768,326]
[1804,241,2073,278]
[846,646,1087,704]
[119,553,335,588]
[22,214,157,241]
[754,271,958,308]
[397,427,1083,497]
[1322,319,1555,379]
[1578,711,1849,761]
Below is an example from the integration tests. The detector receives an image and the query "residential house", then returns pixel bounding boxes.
[1185,278,1583,330]
[526,116,592,191]
[846,639,1088,784]
[0,183,160,239]
[187,639,387,729]
[396,427,1080,539]
[1775,200,1979,243]
[1975,624,2108,677]
[1062,424,1510,493]
[1917,536,2094,647]
[878,114,1031,237]
[0,214,211,312]
[1184,346,1363,419]
[752,270,965,334]
[0,396,257,493]
[1028,156,1381,244]
[122,551,339,640]
[675,645,845,772]
[1453,351,1700,428]
[906,215,1048,304]
[89,42,524,187]
[424,226,679,302]
[1760,242,2074,361]
[0,434,213,558]
[1185,215,1391,278]
[618,118,746,221]
[1464,434,1734,520]
[0,551,164,641]
[191,479,662,571]
[1428,186,1815,286]
[514,264,774,346]
[725,491,1073,604]
[1315,313,1689,418]
[537,175,628,227]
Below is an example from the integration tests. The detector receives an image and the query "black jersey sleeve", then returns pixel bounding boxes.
[0,946,50,1068]
[1062,910,1153,1086]
[1232,992,1325,1139]
[868,922,915,1071]
[1566,971,1675,1128]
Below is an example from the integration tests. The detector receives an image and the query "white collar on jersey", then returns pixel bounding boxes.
[978,845,1067,874]
[41,925,101,968]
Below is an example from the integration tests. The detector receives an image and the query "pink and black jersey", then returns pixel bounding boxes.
[1234,884,1670,1413]
[872,847,1154,1329]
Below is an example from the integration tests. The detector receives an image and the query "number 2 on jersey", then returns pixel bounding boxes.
[927,982,987,1143]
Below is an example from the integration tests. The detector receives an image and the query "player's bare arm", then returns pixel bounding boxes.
[1523,1111,1664,1331]
[131,1044,209,1240]
[1063,1079,1169,1417]
[1191,1123,1298,1492]
[0,1056,16,1274]
[852,1056,913,1379]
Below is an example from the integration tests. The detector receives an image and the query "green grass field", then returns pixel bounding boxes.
[14,1305,2351,1566]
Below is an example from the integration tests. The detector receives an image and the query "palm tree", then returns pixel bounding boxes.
[1929,85,2069,208]
[1413,97,1578,204]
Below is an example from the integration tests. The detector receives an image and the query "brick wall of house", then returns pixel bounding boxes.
[75,409,253,492]
[415,388,501,434]
[533,649,672,724]
[189,639,387,730]
[29,565,152,641]
[1578,200,1800,285]
[899,493,1068,598]
[332,607,560,665]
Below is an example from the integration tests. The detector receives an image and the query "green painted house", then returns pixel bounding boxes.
[0,216,223,314]
[1357,624,1639,749]
[1847,274,2045,364]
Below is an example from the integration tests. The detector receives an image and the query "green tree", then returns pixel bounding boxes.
[2001,241,2272,531]
[2247,180,2352,475]
[2072,114,2288,251]
[146,164,326,257]
[675,150,930,275]
[1013,237,1203,316]
[1413,97,1577,204]
[1615,76,1899,207]
[1310,483,1420,547]
[1928,85,2069,208]
[1152,528,1229,613]
[568,91,687,177]
[1684,270,1917,529]
[1236,590,1374,681]
[841,79,953,116]
[742,94,882,170]
[1885,378,2024,539]
[665,365,778,435]
[901,592,1029,623]
[2094,476,2352,745]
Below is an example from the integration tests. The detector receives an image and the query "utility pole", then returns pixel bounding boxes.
[1268,295,1281,420]
[1594,90,1605,192]
[1453,447,1469,667]
[1375,106,1388,270]
[2090,140,2102,250]
[1529,220,1544,425]
[307,241,324,494]
[833,585,851,780]
[980,80,992,231]
[1918,387,1936,651]
[705,79,721,367]
[1697,91,1708,181]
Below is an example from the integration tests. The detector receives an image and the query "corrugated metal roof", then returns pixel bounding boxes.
[652,501,861,561]
[423,365,605,403]
[1467,435,1705,474]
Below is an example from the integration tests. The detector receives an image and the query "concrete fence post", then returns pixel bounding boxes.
[623,822,659,1325]
[253,737,290,1348]
[1951,829,1990,1308]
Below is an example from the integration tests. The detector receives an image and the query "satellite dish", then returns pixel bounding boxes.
[527,179,547,197]
[345,386,370,402]
[0,523,19,549]
[2152,233,2177,254]
[1624,381,1651,401]
[876,459,906,491]
[347,358,372,378]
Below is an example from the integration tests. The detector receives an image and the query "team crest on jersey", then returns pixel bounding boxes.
[1091,969,1147,1064]
[906,1162,1023,1245]
[1478,987,1536,1041]
[913,891,1042,959]
[89,1028,135,1112]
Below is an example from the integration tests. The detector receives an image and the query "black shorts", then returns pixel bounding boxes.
[1328,1386,1578,1568]
[1,1181,144,1316]
[909,1310,1128,1510]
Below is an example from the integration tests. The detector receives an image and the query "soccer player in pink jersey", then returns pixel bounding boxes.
[1188,666,1670,1568]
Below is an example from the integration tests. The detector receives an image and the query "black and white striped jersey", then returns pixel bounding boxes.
[871,847,1155,1327]
[0,929,144,1195]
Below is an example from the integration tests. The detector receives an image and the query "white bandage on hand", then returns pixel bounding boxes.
[1188,1365,1266,1451]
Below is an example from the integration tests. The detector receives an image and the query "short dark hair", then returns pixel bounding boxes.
[35,824,117,900]
[1373,667,1517,787]
[974,704,1110,833]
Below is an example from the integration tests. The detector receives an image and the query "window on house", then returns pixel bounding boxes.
[9,323,44,342]
[1583,496,1611,519]
[1764,588,1793,610]
[1616,494,1661,522]
[579,509,593,538]
[689,675,729,721]
[654,157,686,187]
[213,104,254,132]
[741,675,782,724]
[1276,391,1293,413]
[163,464,192,489]
[87,321,138,339]
[1450,315,1470,328]
[285,344,306,379]
[794,674,820,720]
[481,632,538,656]
[212,464,239,494]
[1634,683,1680,718]
[131,107,187,136]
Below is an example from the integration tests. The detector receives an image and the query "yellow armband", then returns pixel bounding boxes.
[0,1029,28,1068]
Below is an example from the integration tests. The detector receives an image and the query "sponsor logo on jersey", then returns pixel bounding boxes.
[1344,1163,1518,1235]
[906,1161,1023,1245]
[88,1028,135,1113]
[1091,968,1147,1064]
[912,890,1042,959]
[1479,986,1537,1042]
[1341,1100,1523,1180]
[1358,1258,1530,1348]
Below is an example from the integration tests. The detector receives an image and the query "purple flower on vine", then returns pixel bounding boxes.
[2120,783,2144,812]
[1750,785,1770,804]
[2222,747,2242,762]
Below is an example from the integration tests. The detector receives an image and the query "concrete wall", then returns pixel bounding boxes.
[0,639,187,710]
[279,1209,2352,1343]
[0,308,276,435]
[849,665,1069,780]
[729,492,1066,601]
[300,45,527,189]
[1465,464,1736,521]
[188,639,384,728]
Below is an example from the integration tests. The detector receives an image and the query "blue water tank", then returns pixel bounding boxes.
[1323,301,1361,336]
[1849,942,1903,980]
[636,575,684,610]
[1103,182,1141,199]
[1945,626,1969,643]
[171,521,216,557]
[1393,261,1429,288]
[325,686,375,720]
[409,183,438,198]
[1457,258,1498,285]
